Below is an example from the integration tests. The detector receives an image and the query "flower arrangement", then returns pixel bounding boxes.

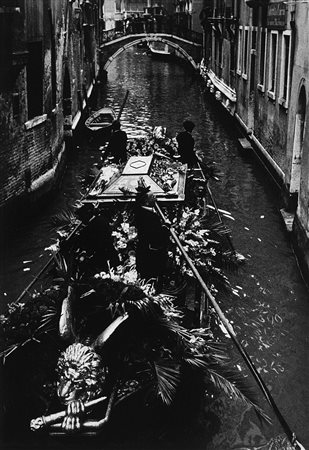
[150,158,181,192]
[126,127,178,160]
[111,216,137,262]
[170,207,231,294]
[0,286,60,360]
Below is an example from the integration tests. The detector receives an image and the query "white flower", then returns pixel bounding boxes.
[121,223,130,233]
[45,242,60,253]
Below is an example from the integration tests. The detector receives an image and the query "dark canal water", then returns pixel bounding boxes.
[1,47,309,449]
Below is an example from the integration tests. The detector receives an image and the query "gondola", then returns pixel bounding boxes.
[84,106,116,137]
[84,91,129,139]
[147,43,174,60]
[0,128,303,449]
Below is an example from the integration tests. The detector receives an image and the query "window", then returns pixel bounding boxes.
[242,27,249,79]
[250,27,257,92]
[258,28,267,91]
[268,31,278,99]
[251,28,257,51]
[219,38,223,78]
[27,41,43,120]
[230,40,235,72]
[279,31,292,107]
[115,0,121,12]
[237,26,243,74]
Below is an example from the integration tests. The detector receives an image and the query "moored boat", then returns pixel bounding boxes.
[84,106,116,138]
[84,91,129,140]
[147,43,174,60]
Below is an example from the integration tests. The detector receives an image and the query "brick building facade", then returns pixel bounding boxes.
[0,0,102,217]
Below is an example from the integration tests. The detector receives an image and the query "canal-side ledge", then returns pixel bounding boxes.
[200,65,309,285]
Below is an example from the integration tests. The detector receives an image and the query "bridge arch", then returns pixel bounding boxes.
[101,34,201,72]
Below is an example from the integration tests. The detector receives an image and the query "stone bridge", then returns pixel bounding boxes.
[99,33,202,74]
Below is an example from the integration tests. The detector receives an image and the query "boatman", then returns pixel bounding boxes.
[73,203,120,275]
[105,120,128,164]
[133,186,170,290]
[176,119,197,165]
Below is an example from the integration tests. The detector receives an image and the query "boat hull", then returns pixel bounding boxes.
[147,45,174,60]
[85,107,116,139]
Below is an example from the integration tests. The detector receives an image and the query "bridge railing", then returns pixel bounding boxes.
[99,23,203,46]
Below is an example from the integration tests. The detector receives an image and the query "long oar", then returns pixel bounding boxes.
[116,90,129,121]
[154,200,305,450]
[15,168,103,303]
[195,159,237,254]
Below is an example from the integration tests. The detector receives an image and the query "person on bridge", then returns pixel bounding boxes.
[176,119,197,165]
[105,120,128,164]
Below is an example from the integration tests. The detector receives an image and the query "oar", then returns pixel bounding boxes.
[153,199,305,450]
[116,90,129,121]
[15,168,103,303]
[195,158,237,254]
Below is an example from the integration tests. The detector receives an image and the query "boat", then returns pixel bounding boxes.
[84,106,116,138]
[147,43,174,60]
[85,91,129,139]
[0,128,302,448]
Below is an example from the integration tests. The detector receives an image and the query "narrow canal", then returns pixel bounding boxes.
[1,46,309,449]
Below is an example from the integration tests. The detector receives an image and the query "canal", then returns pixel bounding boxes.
[1,46,309,449]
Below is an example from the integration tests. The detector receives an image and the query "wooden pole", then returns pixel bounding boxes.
[154,200,304,450]
[116,90,129,121]
[15,168,103,303]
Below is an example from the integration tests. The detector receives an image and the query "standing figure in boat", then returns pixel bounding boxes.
[74,204,120,275]
[133,188,170,287]
[176,119,197,165]
[105,120,128,164]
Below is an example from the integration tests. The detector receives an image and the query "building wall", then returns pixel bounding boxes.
[249,3,293,172]
[192,0,204,33]
[199,0,237,114]
[201,0,294,177]
[0,1,99,213]
[289,4,309,228]
[200,0,309,276]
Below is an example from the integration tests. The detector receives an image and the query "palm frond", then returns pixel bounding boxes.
[207,367,272,424]
[206,220,232,238]
[52,252,68,275]
[50,209,77,230]
[184,356,209,369]
[154,315,193,345]
[35,305,58,334]
[152,360,181,405]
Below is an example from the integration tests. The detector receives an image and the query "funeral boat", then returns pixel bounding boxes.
[2,128,300,447]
